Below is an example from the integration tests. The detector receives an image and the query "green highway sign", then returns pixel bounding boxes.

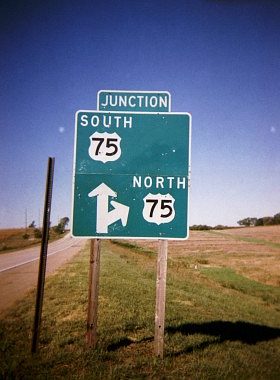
[72,110,191,239]
[97,90,171,112]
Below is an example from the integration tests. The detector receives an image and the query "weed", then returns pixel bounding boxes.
[110,239,156,258]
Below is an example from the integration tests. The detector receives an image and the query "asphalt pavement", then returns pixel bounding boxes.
[0,234,86,316]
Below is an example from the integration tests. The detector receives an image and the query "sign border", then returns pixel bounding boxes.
[71,110,192,240]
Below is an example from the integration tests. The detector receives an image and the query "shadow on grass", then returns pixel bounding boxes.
[106,321,280,354]
[166,320,280,356]
[107,336,153,351]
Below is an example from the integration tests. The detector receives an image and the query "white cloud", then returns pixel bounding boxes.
[270,126,276,133]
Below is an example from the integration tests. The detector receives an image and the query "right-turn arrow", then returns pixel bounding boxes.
[88,183,130,233]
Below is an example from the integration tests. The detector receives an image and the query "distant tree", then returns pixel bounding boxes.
[251,218,257,226]
[213,225,228,230]
[59,217,69,229]
[237,218,249,227]
[255,215,278,226]
[255,218,263,226]
[262,216,274,226]
[190,225,212,230]
[53,217,69,234]
[52,225,63,234]
[273,213,280,225]
[28,220,36,228]
[237,217,257,227]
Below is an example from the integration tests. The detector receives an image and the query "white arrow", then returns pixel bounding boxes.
[108,201,129,228]
[88,183,129,234]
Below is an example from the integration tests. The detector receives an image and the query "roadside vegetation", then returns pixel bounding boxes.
[237,212,280,227]
[1,226,279,379]
[0,217,69,253]
[190,224,230,231]
[190,211,280,231]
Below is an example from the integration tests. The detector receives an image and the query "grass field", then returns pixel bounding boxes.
[0,226,279,379]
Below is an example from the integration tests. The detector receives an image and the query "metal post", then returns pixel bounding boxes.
[86,239,101,348]
[154,239,168,358]
[31,157,55,353]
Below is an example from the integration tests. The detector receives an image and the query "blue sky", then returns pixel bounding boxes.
[0,0,279,228]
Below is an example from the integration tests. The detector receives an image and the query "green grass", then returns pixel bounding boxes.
[201,267,280,305]
[1,240,280,379]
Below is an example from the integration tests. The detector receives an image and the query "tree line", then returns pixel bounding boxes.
[190,212,280,231]
[190,224,229,231]
[237,212,280,227]
[25,217,69,239]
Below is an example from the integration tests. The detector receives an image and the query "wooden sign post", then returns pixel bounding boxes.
[86,239,101,348]
[154,239,168,358]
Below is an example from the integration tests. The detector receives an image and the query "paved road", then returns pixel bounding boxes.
[0,234,86,316]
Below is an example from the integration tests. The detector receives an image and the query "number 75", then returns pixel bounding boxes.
[143,194,175,225]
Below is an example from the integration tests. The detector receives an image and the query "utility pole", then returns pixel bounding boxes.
[25,208,28,232]
[38,208,41,229]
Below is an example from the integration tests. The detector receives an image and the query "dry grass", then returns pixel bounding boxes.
[0,228,39,252]
[0,228,26,240]
[130,225,280,286]
[0,228,66,253]
[221,225,280,243]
